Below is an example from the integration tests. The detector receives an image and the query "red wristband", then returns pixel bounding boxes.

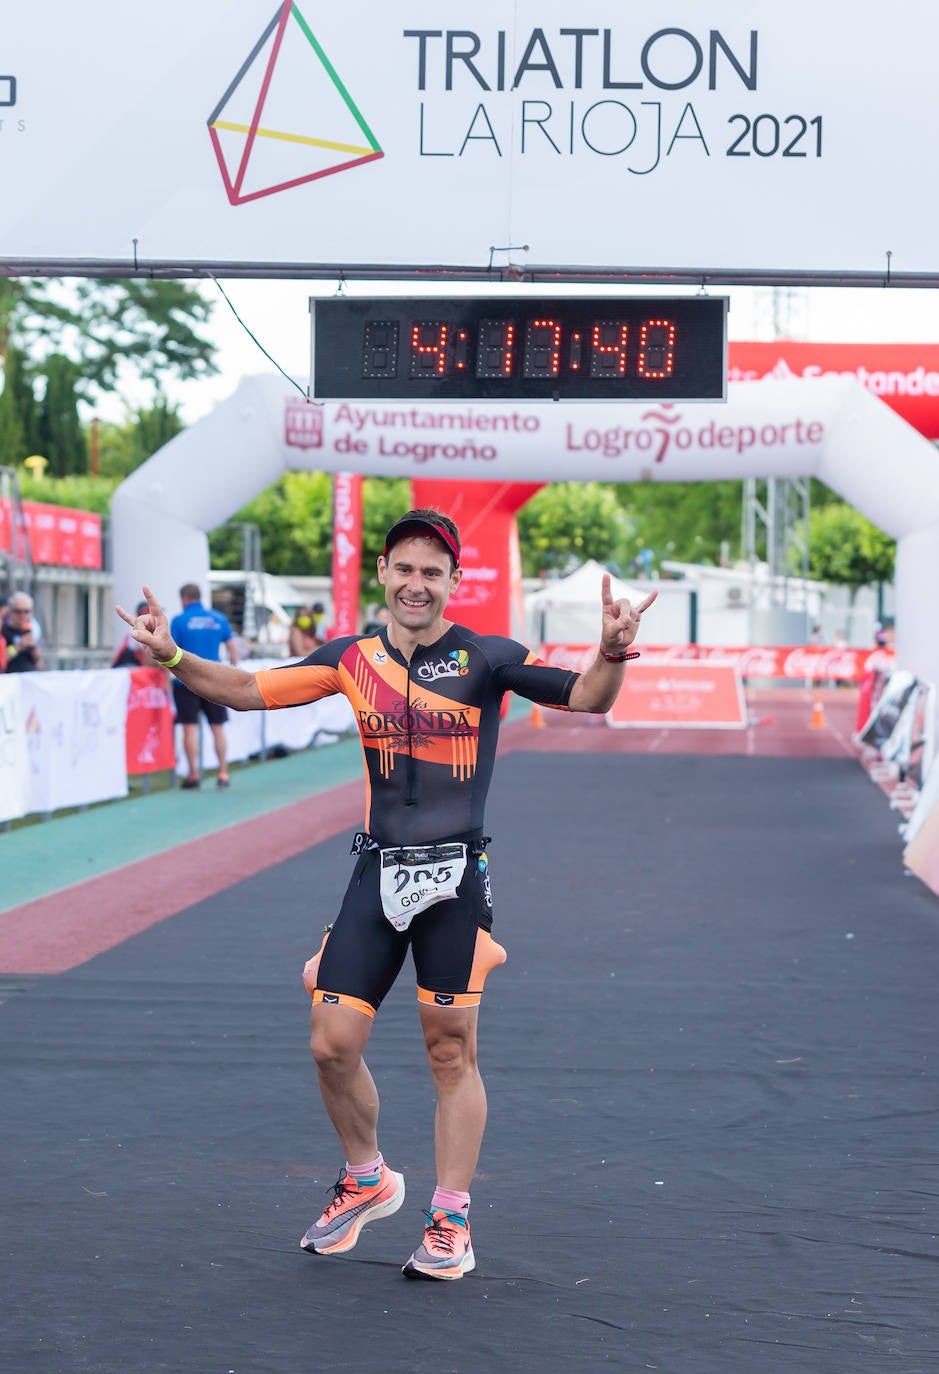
[601,648,640,663]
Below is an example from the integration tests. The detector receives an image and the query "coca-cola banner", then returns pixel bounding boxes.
[125,667,176,775]
[331,472,363,637]
[729,343,939,441]
[543,643,896,684]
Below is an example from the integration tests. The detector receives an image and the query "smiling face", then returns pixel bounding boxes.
[377,535,462,640]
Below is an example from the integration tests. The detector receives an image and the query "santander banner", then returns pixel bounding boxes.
[607,660,746,729]
[728,343,939,441]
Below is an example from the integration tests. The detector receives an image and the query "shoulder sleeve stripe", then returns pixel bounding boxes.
[255,664,343,708]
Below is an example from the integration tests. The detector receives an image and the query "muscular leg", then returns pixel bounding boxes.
[181,723,201,781]
[309,1003,380,1163]
[419,1004,486,1191]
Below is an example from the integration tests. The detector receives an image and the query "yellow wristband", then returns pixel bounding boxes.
[157,646,183,669]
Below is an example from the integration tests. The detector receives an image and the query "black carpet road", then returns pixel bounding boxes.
[2,754,938,1374]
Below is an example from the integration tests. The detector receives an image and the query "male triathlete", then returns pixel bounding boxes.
[117,509,655,1281]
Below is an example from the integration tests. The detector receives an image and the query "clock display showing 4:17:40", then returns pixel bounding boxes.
[364,314,680,382]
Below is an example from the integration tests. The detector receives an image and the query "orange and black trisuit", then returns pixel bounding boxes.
[255,624,578,1017]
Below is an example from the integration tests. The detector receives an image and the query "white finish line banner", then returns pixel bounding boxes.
[4,2,939,274]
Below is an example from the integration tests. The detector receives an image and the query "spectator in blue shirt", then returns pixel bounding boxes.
[170,583,239,789]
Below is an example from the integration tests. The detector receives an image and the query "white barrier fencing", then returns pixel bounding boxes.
[0,660,356,824]
[174,662,357,777]
[854,669,939,896]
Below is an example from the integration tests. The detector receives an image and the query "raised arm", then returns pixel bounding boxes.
[115,585,265,711]
[567,574,657,713]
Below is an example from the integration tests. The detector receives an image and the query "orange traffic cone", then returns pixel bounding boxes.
[529,703,546,728]
[810,695,826,730]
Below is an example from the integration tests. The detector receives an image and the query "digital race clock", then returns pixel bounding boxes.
[310,296,727,403]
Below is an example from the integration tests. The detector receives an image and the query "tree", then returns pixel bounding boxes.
[38,354,86,477]
[210,472,335,574]
[0,345,39,467]
[613,480,744,569]
[17,473,116,516]
[516,482,627,576]
[93,398,186,480]
[208,475,411,587]
[0,278,218,402]
[806,504,895,591]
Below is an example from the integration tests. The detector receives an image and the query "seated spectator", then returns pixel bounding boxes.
[3,592,43,672]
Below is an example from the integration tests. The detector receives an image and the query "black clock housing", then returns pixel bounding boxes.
[311,296,728,402]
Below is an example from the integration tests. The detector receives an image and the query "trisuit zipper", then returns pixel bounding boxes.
[404,647,420,805]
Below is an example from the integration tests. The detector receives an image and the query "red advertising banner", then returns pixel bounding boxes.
[410,479,544,638]
[728,342,939,441]
[331,472,363,638]
[0,498,102,568]
[125,668,175,774]
[542,643,895,684]
[607,661,747,729]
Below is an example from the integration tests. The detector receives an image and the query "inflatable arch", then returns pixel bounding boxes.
[112,374,939,692]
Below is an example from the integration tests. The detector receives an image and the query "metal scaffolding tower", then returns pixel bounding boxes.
[740,289,813,640]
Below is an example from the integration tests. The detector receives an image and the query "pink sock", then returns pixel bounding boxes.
[432,1186,471,1216]
[346,1152,383,1182]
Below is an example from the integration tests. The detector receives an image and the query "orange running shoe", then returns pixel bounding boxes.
[300,1165,405,1255]
[401,1209,475,1280]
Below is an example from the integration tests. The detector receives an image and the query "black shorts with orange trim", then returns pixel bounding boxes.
[310,841,506,1017]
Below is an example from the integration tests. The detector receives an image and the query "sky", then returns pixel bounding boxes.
[146,278,939,427]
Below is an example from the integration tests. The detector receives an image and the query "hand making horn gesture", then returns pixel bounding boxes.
[600,573,658,658]
[115,585,176,663]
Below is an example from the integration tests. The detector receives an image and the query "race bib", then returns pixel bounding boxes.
[379,843,468,932]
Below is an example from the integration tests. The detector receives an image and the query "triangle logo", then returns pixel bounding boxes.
[208,2,383,205]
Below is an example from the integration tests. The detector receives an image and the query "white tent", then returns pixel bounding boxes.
[524,560,689,646]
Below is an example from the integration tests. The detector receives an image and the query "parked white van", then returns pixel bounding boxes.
[209,570,309,657]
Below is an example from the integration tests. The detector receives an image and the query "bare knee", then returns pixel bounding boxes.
[424,1027,477,1088]
[309,1008,370,1075]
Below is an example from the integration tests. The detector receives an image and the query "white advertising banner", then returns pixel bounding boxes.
[0,677,29,824]
[306,385,831,485]
[3,2,939,275]
[174,707,264,776]
[21,672,130,815]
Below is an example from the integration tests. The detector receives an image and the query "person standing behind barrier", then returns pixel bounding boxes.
[171,583,238,789]
[3,592,43,672]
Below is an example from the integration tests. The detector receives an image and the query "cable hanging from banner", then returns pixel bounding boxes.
[211,278,311,400]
